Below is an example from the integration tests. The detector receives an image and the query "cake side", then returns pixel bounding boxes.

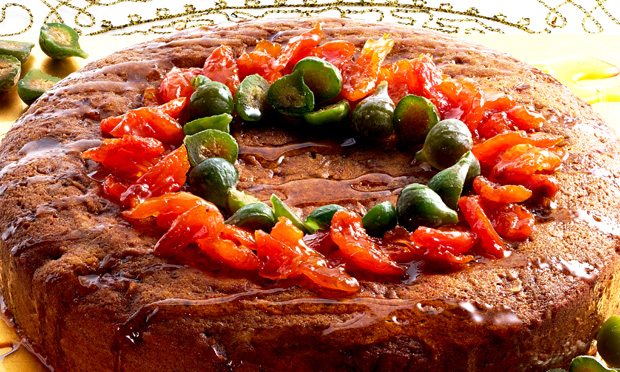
[0,18,619,372]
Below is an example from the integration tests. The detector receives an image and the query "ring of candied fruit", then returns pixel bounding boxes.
[82,23,566,295]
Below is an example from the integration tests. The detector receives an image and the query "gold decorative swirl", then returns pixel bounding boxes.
[0,3,33,36]
[0,0,619,37]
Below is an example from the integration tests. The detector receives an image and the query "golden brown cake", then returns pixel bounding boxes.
[1,18,620,372]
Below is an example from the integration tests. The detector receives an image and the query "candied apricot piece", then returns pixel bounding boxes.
[379,59,415,102]
[220,224,256,248]
[102,175,129,202]
[409,226,476,265]
[303,229,339,256]
[330,210,405,276]
[458,79,485,131]
[101,98,187,145]
[159,67,202,102]
[458,196,508,258]
[196,237,259,271]
[483,201,535,241]
[506,105,545,131]
[316,40,358,71]
[411,54,444,97]
[255,218,360,293]
[411,226,477,254]
[157,96,189,120]
[477,112,514,139]
[272,23,323,73]
[120,146,191,208]
[154,203,225,256]
[472,131,563,167]
[380,227,418,263]
[473,176,533,203]
[432,78,484,131]
[203,46,240,95]
[491,143,563,180]
[122,192,208,228]
[82,135,165,180]
[513,174,559,199]
[237,40,282,83]
[341,35,394,101]
[482,93,515,112]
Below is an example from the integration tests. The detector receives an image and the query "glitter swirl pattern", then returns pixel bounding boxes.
[1,0,620,37]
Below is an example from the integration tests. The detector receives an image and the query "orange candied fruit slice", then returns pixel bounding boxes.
[330,210,405,276]
[410,226,477,265]
[315,40,358,72]
[203,46,240,95]
[272,23,323,73]
[237,40,282,83]
[341,34,394,101]
[458,196,508,259]
[255,217,360,293]
[491,143,563,181]
[472,130,564,167]
[158,67,202,102]
[100,97,187,145]
[122,191,209,228]
[473,176,533,203]
[82,135,165,180]
[120,145,190,208]
[196,237,259,271]
[154,203,225,256]
[483,201,535,241]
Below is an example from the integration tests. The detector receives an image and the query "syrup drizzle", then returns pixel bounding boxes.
[0,137,100,180]
[111,288,524,370]
[239,141,337,163]
[246,173,409,208]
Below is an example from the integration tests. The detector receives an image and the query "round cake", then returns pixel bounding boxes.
[1,18,620,372]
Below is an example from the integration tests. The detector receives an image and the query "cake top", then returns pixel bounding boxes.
[81,22,566,295]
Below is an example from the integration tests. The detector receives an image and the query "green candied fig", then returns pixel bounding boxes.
[270,194,309,233]
[416,118,473,170]
[304,204,347,233]
[189,80,234,120]
[569,356,615,372]
[17,68,61,104]
[394,94,439,146]
[396,183,458,231]
[304,99,350,127]
[466,153,481,184]
[192,75,211,87]
[427,151,477,210]
[226,188,262,215]
[235,74,270,122]
[188,157,239,208]
[0,55,21,93]
[183,129,238,166]
[351,81,395,140]
[597,316,620,367]
[362,201,398,238]
[39,23,88,59]
[0,40,35,63]
[225,202,276,232]
[183,113,232,136]
[293,57,342,102]
[267,69,314,117]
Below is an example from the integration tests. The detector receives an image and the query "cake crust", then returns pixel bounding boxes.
[1,18,620,372]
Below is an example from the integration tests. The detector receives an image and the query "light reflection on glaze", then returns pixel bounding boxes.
[246,173,408,208]
[0,137,100,180]
[574,209,620,238]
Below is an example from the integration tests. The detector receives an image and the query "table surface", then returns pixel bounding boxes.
[1,32,620,371]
